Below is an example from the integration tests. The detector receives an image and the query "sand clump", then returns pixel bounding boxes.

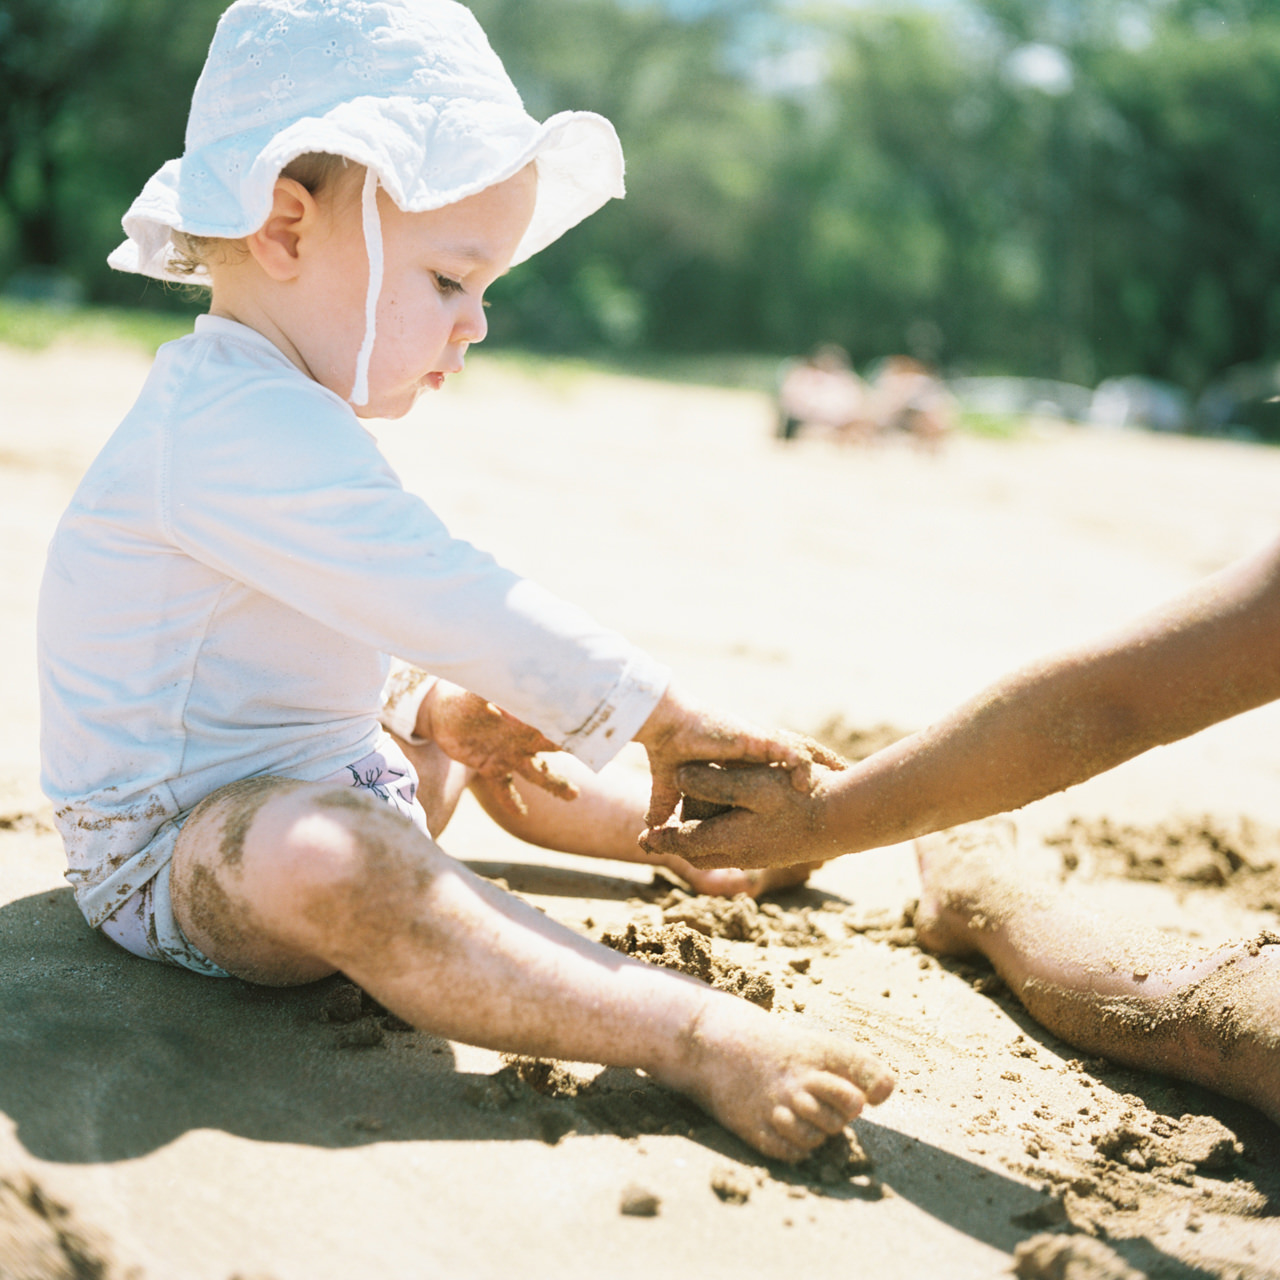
[1013,1232,1147,1280]
[318,978,414,1048]
[599,918,777,1008]
[1047,815,1280,910]
[618,1185,661,1217]
[0,1174,128,1280]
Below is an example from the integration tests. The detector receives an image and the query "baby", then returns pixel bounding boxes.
[36,0,891,1161]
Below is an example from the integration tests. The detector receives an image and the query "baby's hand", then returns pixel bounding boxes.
[422,681,578,816]
[633,686,845,829]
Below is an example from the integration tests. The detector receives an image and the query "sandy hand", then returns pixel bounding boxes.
[641,756,848,870]
[634,687,844,831]
[422,681,578,816]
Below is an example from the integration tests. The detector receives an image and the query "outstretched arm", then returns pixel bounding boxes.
[645,535,1280,869]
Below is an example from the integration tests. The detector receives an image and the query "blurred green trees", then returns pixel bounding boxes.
[2,0,1278,393]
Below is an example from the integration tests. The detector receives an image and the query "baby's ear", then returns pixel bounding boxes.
[245,178,314,281]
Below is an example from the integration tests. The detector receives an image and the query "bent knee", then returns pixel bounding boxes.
[177,780,445,970]
[250,784,435,896]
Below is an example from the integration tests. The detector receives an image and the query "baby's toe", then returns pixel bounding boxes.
[770,1103,828,1153]
[839,1052,894,1105]
[791,1086,855,1135]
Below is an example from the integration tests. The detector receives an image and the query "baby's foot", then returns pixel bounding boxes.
[657,995,894,1162]
[663,857,821,900]
[912,820,1020,957]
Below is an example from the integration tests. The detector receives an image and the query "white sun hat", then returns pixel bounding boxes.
[109,0,624,281]
[108,0,625,405]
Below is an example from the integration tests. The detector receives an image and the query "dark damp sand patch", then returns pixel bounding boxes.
[316,978,415,1048]
[179,861,244,964]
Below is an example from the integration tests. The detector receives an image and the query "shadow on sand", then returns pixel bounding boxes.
[0,887,1259,1277]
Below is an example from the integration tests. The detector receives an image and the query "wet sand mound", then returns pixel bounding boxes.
[1047,815,1280,912]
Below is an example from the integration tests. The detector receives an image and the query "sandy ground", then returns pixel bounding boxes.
[2,337,1279,1280]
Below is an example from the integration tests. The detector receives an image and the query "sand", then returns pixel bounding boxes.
[2,337,1279,1280]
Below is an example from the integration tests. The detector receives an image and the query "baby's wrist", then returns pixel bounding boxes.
[378,662,438,744]
[633,685,687,750]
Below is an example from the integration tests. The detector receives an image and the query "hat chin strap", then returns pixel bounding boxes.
[349,167,384,408]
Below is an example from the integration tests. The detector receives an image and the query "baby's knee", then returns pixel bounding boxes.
[277,785,441,905]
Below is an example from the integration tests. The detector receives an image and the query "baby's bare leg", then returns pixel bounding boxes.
[383,735,473,838]
[469,750,819,898]
[169,778,893,1160]
[914,821,1280,1124]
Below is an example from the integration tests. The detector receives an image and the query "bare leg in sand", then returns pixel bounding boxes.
[914,821,1280,1125]
[169,765,892,1162]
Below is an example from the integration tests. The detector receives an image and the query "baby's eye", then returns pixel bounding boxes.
[433,273,464,296]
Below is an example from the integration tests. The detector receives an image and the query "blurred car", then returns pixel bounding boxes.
[1089,376,1192,434]
[1195,363,1280,443]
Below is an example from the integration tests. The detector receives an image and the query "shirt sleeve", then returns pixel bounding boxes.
[161,365,668,769]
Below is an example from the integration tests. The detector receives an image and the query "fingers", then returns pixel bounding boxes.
[481,773,529,819]
[639,812,776,870]
[677,761,793,810]
[784,732,849,773]
[515,755,580,802]
[646,764,683,830]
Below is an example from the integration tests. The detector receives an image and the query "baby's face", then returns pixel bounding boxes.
[307,165,536,418]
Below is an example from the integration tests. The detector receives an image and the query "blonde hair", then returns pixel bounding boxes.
[168,152,358,278]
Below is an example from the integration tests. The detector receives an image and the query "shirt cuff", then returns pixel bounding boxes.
[561,653,671,771]
[379,660,437,744]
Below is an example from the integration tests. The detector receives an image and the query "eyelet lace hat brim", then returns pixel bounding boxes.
[107,0,625,284]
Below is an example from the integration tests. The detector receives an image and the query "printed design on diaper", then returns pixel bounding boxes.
[346,758,414,806]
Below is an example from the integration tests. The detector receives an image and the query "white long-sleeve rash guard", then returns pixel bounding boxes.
[38,315,669,927]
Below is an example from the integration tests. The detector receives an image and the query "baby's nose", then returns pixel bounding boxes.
[455,298,488,345]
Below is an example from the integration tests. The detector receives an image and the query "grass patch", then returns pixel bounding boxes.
[474,347,785,396]
[0,299,197,354]
[956,407,1028,439]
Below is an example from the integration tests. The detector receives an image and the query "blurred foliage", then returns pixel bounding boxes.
[2,0,1279,397]
[0,297,193,351]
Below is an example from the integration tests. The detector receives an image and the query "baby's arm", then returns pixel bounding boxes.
[647,534,1280,869]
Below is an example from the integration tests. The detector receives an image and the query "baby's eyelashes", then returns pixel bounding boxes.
[433,272,465,296]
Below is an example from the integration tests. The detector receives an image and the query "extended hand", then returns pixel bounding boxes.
[633,686,845,831]
[640,758,847,870]
[422,681,578,816]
